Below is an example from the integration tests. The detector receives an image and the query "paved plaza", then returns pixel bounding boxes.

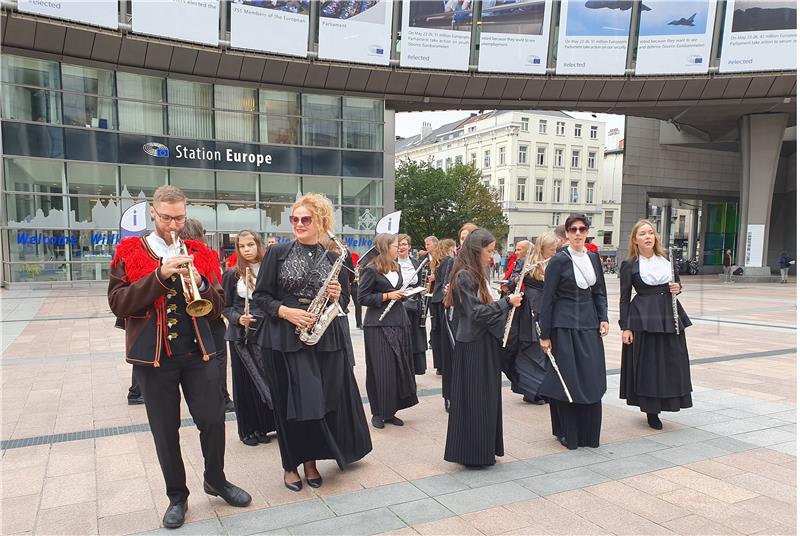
[1,275,796,535]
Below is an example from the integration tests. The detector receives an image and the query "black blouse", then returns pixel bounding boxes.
[431,256,454,303]
[451,270,512,343]
[357,265,407,327]
[618,258,691,333]
[222,268,264,342]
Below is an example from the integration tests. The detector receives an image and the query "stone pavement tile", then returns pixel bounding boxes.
[413,515,483,535]
[1,464,46,499]
[659,488,781,535]
[698,415,790,436]
[288,507,406,536]
[589,453,675,480]
[525,449,611,473]
[716,407,761,420]
[517,467,610,496]
[683,459,747,480]
[0,493,40,534]
[140,518,225,535]
[731,428,796,447]
[211,488,270,518]
[751,525,796,535]
[648,428,720,447]
[53,413,95,434]
[736,496,797,529]
[388,498,454,526]
[579,505,675,535]
[40,471,96,509]
[96,453,147,482]
[98,508,161,535]
[770,410,797,423]
[662,514,744,536]
[450,460,544,488]
[618,473,683,496]
[702,436,757,454]
[723,472,796,504]
[653,467,758,503]
[35,500,98,535]
[0,443,50,470]
[47,439,96,477]
[593,438,670,460]
[768,441,796,457]
[583,481,689,524]
[459,506,531,535]
[736,401,794,416]
[504,497,607,535]
[435,481,536,515]
[544,489,615,514]
[219,498,333,535]
[649,441,731,466]
[97,477,155,517]
[410,474,469,497]
[375,528,419,536]
[715,448,797,469]
[95,434,139,458]
[322,482,427,516]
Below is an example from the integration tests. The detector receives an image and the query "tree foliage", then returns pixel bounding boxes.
[395,160,508,246]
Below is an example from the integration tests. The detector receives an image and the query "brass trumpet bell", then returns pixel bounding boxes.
[186,298,213,317]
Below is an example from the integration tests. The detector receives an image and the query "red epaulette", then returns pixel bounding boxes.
[111,237,159,283]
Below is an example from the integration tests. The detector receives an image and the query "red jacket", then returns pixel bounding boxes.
[504,253,517,280]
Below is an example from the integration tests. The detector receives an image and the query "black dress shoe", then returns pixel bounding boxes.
[241,434,259,446]
[255,432,271,444]
[385,416,404,426]
[127,395,145,405]
[305,475,323,488]
[203,481,252,507]
[647,413,663,430]
[224,398,236,413]
[284,472,302,492]
[162,501,187,529]
[371,416,384,429]
[444,399,450,413]
[558,436,574,449]
[522,396,545,405]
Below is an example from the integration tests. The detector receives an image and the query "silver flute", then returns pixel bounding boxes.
[501,254,547,348]
[535,322,573,403]
[670,254,680,335]
[378,256,429,322]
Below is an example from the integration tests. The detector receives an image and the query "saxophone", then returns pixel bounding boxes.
[296,231,347,345]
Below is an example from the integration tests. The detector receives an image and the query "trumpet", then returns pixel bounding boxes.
[170,231,213,317]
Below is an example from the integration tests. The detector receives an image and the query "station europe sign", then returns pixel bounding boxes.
[143,142,273,168]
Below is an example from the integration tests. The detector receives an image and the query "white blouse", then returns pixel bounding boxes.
[639,254,672,286]
[568,247,597,289]
[237,263,260,299]
[398,257,418,286]
[385,271,400,287]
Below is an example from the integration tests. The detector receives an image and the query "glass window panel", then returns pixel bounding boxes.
[260,174,300,203]
[303,119,340,147]
[216,172,257,201]
[68,195,121,229]
[66,162,117,196]
[302,94,340,119]
[215,111,257,142]
[341,206,382,234]
[168,105,213,139]
[259,89,300,116]
[121,167,167,198]
[4,158,63,193]
[170,169,215,200]
[302,176,340,203]
[8,262,69,282]
[1,55,61,88]
[342,179,382,206]
[217,202,261,231]
[7,228,70,261]
[215,85,257,111]
[118,101,164,135]
[187,202,217,231]
[342,122,382,150]
[167,79,212,107]
[5,194,67,227]
[62,94,115,129]
[117,72,164,102]
[61,64,114,96]
[1,86,62,123]
[71,261,111,281]
[261,203,294,233]
[260,115,300,144]
[342,97,382,122]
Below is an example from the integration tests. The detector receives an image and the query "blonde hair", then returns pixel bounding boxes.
[458,222,478,245]
[627,219,668,260]
[153,185,186,206]
[370,233,399,274]
[292,193,335,240]
[532,231,559,281]
[397,233,411,247]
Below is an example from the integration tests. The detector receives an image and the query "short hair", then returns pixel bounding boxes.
[554,225,567,239]
[397,233,412,246]
[424,236,439,244]
[564,213,590,230]
[153,185,187,206]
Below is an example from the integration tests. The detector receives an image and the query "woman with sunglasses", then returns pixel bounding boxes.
[538,214,609,450]
[430,238,457,411]
[358,233,419,429]
[619,219,692,430]
[397,233,428,375]
[444,228,522,467]
[252,194,371,492]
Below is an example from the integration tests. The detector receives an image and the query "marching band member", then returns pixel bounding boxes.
[444,228,522,467]
[108,186,250,529]
[222,230,276,446]
[358,233,419,429]
[619,219,693,429]
[252,194,371,491]
[538,214,609,450]
[431,238,457,409]
[397,233,428,375]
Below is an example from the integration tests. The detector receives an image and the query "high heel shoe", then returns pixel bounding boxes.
[284,472,302,492]
[305,476,323,488]
[647,413,663,430]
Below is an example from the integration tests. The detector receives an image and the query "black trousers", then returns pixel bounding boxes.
[135,355,227,504]
[128,368,141,399]
[352,288,363,327]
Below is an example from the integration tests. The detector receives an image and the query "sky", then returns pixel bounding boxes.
[395,110,626,141]
[639,0,710,36]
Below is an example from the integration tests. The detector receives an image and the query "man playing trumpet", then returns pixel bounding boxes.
[108,185,251,529]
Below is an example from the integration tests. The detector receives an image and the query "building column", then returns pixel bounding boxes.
[737,113,788,271]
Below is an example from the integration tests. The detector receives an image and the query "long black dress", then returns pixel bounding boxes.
[619,257,693,414]
[399,256,428,375]
[444,271,512,466]
[538,249,608,449]
[222,268,276,442]
[431,256,455,399]
[510,275,549,399]
[358,266,419,421]
[252,241,372,471]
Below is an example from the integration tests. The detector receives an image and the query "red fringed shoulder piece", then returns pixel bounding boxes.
[185,240,222,284]
[112,237,159,283]
[226,251,238,270]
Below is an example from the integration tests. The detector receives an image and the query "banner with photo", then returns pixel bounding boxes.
[230,0,310,57]
[719,0,796,73]
[635,0,716,75]
[478,0,553,74]
[556,0,632,75]
[400,0,472,71]
[18,0,118,29]
[318,1,393,65]
[131,0,219,46]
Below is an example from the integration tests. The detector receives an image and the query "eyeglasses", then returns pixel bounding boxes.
[568,225,589,234]
[290,215,313,226]
[153,209,186,224]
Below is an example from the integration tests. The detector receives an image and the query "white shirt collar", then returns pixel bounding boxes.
[568,247,596,289]
[145,232,176,259]
[639,254,672,286]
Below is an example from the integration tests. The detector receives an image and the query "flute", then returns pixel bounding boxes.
[378,257,429,322]
[501,255,547,348]
[670,254,680,335]
[536,322,573,403]
[243,267,251,318]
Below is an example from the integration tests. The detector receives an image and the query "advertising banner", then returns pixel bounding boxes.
[635,0,716,75]
[318,1,393,65]
[400,0,472,71]
[556,0,632,75]
[18,0,118,29]
[719,0,796,73]
[230,0,310,57]
[131,0,220,46]
[478,0,553,74]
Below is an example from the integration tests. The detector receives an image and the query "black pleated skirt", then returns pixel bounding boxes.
[404,306,428,375]
[538,327,607,405]
[363,325,419,420]
[620,330,693,414]
[431,303,455,399]
[229,342,276,441]
[430,302,445,373]
[444,338,504,467]
[261,346,372,471]
[550,399,602,449]
[511,342,548,399]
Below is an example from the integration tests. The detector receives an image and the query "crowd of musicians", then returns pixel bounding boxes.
[109,185,693,529]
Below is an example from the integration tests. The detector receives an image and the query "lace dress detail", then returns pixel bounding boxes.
[279,242,332,300]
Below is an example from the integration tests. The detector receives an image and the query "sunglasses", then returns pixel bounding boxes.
[568,225,589,234]
[290,215,313,226]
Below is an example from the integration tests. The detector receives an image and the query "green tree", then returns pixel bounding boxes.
[394,160,508,246]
